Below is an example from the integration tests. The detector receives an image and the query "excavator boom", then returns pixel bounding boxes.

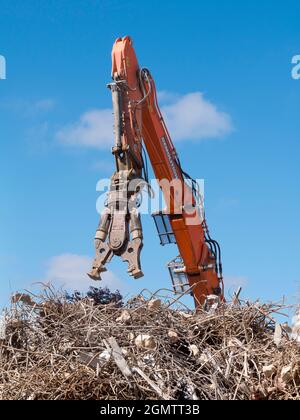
[89,36,224,307]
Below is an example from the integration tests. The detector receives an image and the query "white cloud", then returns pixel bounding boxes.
[43,253,124,292]
[161,92,233,141]
[0,98,55,116]
[33,99,55,112]
[56,91,232,148]
[225,275,248,289]
[90,159,114,173]
[56,109,113,149]
[26,122,51,154]
[157,90,179,103]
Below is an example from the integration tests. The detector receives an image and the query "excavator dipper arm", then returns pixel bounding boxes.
[88,36,224,307]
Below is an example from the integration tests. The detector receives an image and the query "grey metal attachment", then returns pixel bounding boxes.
[167,256,190,295]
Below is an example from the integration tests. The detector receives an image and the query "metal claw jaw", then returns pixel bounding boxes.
[87,178,144,282]
[87,240,112,281]
[121,237,144,279]
[88,227,144,281]
[121,203,144,279]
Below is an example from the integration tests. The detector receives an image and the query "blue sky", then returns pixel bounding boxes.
[0,0,300,309]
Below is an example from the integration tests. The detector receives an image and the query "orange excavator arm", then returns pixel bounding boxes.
[88,36,224,307]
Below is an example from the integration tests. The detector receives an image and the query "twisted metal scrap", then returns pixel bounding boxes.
[0,287,299,400]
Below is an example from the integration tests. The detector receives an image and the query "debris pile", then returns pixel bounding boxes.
[292,308,300,344]
[0,288,299,400]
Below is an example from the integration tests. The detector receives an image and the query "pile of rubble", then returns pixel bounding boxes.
[0,287,299,400]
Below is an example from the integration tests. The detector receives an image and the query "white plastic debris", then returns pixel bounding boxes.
[273,323,282,348]
[178,311,193,319]
[199,353,210,364]
[147,299,161,310]
[291,308,300,344]
[0,315,6,340]
[116,310,131,324]
[168,330,179,342]
[142,354,156,367]
[135,334,156,350]
[263,364,276,378]
[128,332,135,341]
[121,348,129,356]
[280,365,294,383]
[189,344,200,357]
[99,349,111,363]
[204,295,220,312]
